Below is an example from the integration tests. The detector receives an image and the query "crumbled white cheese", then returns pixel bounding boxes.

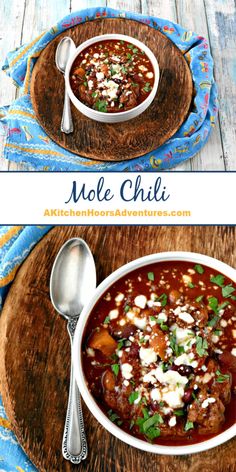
[96,72,104,81]
[232,330,236,339]
[121,363,133,380]
[182,274,192,284]
[126,310,135,320]
[123,380,129,387]
[134,295,147,309]
[162,387,185,408]
[109,309,119,320]
[202,397,216,408]
[201,365,207,372]
[220,319,227,328]
[93,53,99,59]
[169,416,177,427]
[88,80,94,90]
[134,317,147,330]
[178,312,194,324]
[174,353,196,367]
[115,292,124,303]
[139,347,157,366]
[143,371,157,384]
[146,71,154,79]
[158,312,167,322]
[231,348,236,357]
[170,325,194,345]
[138,65,148,72]
[119,319,126,326]
[86,347,95,357]
[150,388,162,402]
[154,367,188,386]
[212,334,219,343]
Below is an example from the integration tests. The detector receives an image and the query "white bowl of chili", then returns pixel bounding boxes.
[73,251,236,455]
[65,34,159,123]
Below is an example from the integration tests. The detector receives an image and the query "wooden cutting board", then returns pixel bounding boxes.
[30,18,193,161]
[0,226,235,472]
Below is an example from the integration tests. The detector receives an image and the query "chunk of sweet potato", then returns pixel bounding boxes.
[149,325,167,360]
[88,327,117,357]
[74,67,86,78]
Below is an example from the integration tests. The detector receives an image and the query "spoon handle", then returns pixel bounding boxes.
[62,317,88,464]
[61,82,73,134]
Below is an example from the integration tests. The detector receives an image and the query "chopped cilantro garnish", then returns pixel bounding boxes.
[83,80,88,87]
[194,264,204,274]
[184,420,194,432]
[108,409,122,425]
[92,91,97,98]
[148,271,155,281]
[216,370,230,383]
[111,364,119,377]
[231,295,236,301]
[207,314,220,327]
[208,296,219,314]
[119,103,124,109]
[174,409,185,416]
[127,52,132,60]
[210,274,225,287]
[104,316,110,324]
[129,420,135,430]
[188,282,195,288]
[196,336,208,357]
[117,338,126,350]
[95,99,107,112]
[196,295,204,303]
[218,300,230,311]
[213,329,221,336]
[157,293,168,307]
[143,82,152,92]
[139,337,145,344]
[222,284,235,298]
[142,414,163,433]
[128,391,140,404]
[124,305,130,313]
[150,315,157,322]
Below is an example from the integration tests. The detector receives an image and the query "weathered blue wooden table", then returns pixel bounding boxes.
[0,0,235,170]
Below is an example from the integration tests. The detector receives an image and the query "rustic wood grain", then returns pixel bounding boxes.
[0,226,235,472]
[30,18,193,161]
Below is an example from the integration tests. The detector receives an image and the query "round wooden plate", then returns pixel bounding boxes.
[31,19,193,161]
[0,226,235,472]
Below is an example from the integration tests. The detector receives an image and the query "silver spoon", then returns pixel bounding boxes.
[55,37,76,134]
[50,238,96,464]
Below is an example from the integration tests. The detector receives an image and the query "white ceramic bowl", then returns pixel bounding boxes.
[72,251,236,455]
[65,34,159,123]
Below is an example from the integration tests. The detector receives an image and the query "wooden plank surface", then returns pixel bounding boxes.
[0,225,236,472]
[0,0,235,170]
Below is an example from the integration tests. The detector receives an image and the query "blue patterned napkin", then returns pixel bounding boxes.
[0,7,218,171]
[0,226,52,471]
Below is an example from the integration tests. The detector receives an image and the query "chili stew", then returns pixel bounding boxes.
[82,260,236,445]
[70,39,155,113]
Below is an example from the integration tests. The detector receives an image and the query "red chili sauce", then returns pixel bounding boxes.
[82,261,236,445]
[70,39,155,113]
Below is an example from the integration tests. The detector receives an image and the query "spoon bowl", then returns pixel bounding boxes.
[50,237,96,318]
